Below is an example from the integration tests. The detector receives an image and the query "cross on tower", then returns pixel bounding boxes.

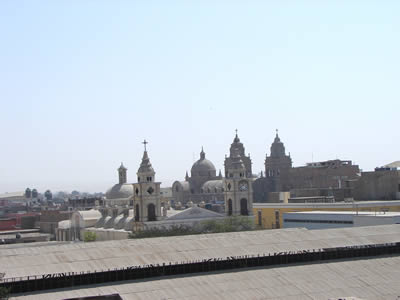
[142,139,148,151]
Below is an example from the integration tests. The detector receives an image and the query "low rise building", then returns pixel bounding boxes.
[253,200,400,229]
[354,169,400,200]
[283,210,400,230]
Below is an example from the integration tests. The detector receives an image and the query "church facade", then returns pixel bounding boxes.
[172,131,254,214]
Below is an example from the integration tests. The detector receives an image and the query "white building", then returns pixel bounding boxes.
[283,210,400,230]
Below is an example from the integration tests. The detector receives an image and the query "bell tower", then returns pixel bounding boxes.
[118,162,127,184]
[265,129,292,192]
[133,140,162,222]
[224,129,253,178]
[224,148,253,216]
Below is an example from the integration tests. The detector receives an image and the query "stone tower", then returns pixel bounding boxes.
[133,140,162,222]
[224,130,252,178]
[118,162,127,184]
[224,148,253,216]
[265,130,292,191]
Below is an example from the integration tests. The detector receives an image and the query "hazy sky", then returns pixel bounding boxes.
[1,1,399,194]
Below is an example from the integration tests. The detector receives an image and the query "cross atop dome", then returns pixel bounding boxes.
[233,129,240,143]
[200,146,205,160]
[274,129,281,143]
[142,139,148,151]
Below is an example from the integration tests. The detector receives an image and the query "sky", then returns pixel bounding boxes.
[0,1,399,194]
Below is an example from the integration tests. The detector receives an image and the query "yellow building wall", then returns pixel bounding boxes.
[253,204,400,229]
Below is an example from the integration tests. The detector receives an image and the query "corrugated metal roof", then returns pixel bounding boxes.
[1,225,400,280]
[8,255,400,300]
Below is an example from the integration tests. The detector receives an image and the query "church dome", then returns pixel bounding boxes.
[191,148,216,176]
[105,183,134,200]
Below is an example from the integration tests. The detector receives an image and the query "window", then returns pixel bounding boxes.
[228,199,232,216]
[135,204,140,221]
[240,198,248,216]
[284,219,353,224]
[257,210,262,226]
[147,187,154,195]
[147,204,156,221]
[275,210,280,229]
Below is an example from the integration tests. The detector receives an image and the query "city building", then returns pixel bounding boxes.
[283,210,400,230]
[253,200,400,229]
[0,191,27,207]
[353,168,400,200]
[253,131,360,202]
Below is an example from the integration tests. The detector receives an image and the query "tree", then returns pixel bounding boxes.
[83,231,97,242]
[44,190,52,201]
[31,189,38,198]
[25,188,31,198]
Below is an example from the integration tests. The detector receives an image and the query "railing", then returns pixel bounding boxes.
[1,242,400,295]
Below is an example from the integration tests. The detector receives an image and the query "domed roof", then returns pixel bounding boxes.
[201,180,224,193]
[105,183,134,200]
[191,148,216,175]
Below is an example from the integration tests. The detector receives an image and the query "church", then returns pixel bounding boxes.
[172,131,254,216]
[56,136,255,241]
[104,133,255,220]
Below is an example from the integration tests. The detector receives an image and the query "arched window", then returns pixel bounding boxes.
[135,204,140,221]
[240,198,248,216]
[147,203,156,221]
[228,199,233,216]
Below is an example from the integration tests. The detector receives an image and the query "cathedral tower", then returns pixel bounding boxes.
[224,130,253,178]
[133,140,162,222]
[224,148,253,216]
[265,130,292,191]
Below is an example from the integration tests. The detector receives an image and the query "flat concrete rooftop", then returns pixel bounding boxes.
[10,255,400,300]
[1,224,400,279]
